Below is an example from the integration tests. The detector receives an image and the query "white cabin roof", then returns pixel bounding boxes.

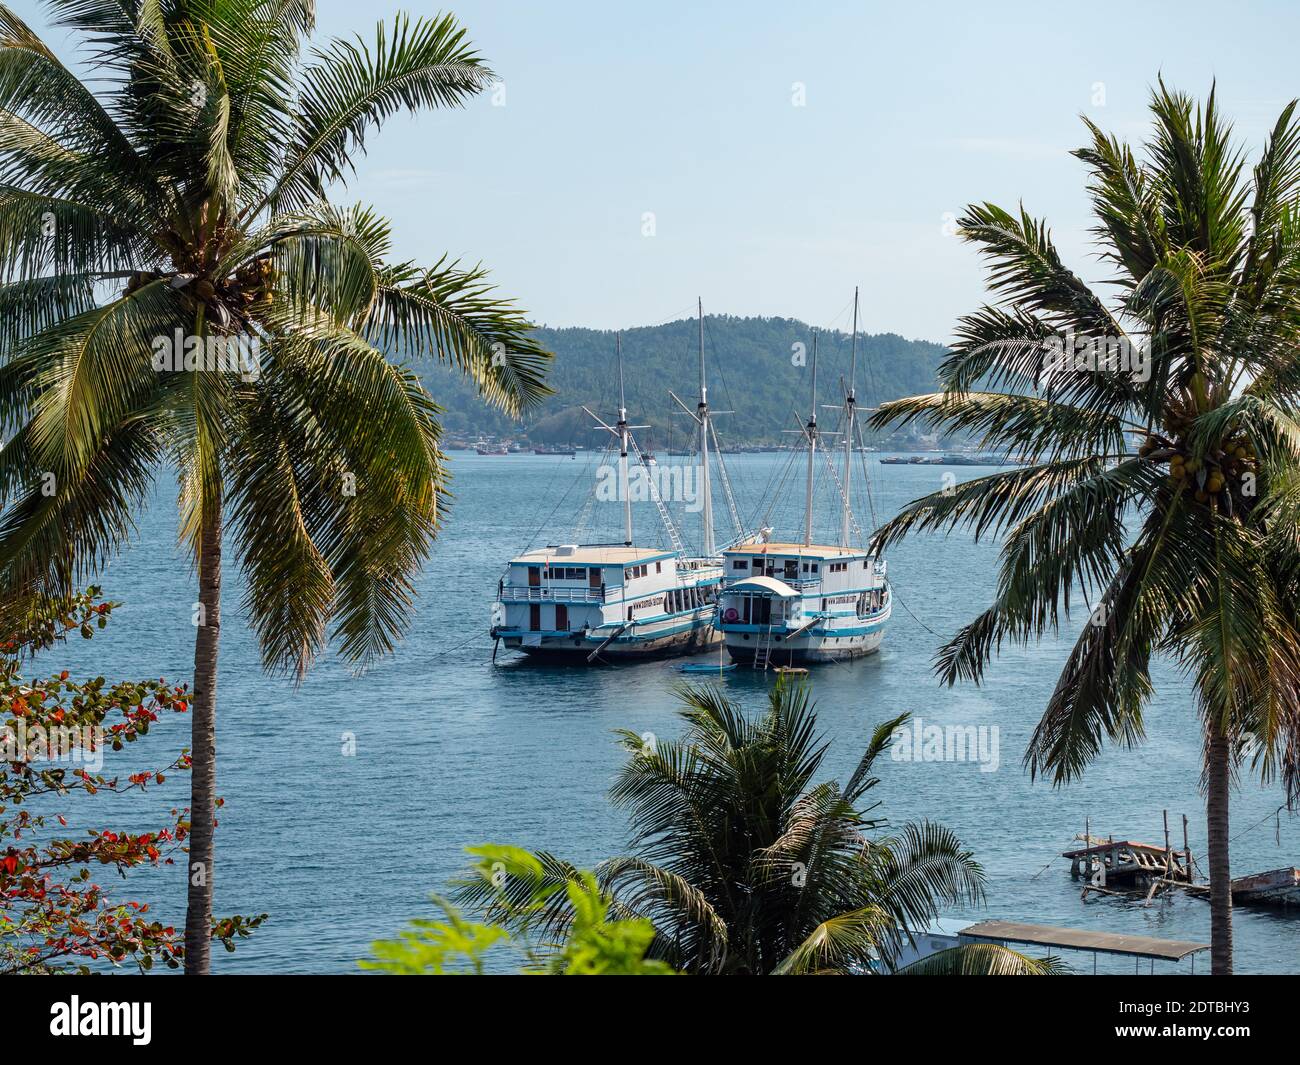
[726,541,864,559]
[512,545,672,566]
[729,575,801,598]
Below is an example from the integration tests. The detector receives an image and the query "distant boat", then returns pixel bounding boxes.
[475,442,509,456]
[937,452,1022,466]
[880,452,1023,466]
[640,452,657,466]
[533,446,576,457]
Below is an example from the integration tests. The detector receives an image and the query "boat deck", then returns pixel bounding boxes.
[512,544,676,565]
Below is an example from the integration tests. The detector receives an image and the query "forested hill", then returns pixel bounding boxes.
[420,315,951,447]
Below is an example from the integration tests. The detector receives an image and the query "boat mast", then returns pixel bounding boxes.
[841,287,858,547]
[617,333,633,546]
[803,330,819,547]
[697,298,714,557]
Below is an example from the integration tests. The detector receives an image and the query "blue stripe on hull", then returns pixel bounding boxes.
[496,614,721,662]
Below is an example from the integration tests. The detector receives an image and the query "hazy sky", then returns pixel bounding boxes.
[19,0,1300,341]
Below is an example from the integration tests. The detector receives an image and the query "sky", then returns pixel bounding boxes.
[17,0,1300,342]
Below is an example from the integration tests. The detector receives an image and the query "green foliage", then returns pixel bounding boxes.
[869,83,1300,974]
[453,681,1053,976]
[360,895,509,975]
[545,875,673,975]
[362,847,673,975]
[868,83,1300,798]
[0,1,551,667]
[421,316,951,447]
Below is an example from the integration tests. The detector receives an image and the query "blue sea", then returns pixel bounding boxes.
[42,452,1300,974]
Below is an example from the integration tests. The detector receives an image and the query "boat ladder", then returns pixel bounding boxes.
[630,438,687,557]
[754,625,774,670]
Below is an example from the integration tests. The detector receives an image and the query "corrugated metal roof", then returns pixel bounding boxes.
[960,920,1209,961]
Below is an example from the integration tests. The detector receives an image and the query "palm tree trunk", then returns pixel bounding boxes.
[184,491,222,975]
[1206,723,1233,975]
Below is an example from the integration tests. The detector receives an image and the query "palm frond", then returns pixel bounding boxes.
[898,943,1067,976]
[260,12,494,216]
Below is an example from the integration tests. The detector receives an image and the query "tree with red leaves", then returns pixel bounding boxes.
[0,589,264,974]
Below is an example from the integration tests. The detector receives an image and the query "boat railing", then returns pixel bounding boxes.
[720,575,822,591]
[499,585,608,604]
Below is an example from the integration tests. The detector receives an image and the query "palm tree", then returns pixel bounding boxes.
[458,680,1059,974]
[0,3,551,973]
[868,83,1300,975]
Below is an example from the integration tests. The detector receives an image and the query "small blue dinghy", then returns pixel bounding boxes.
[678,662,737,673]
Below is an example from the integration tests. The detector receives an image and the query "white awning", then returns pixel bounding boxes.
[729,575,800,598]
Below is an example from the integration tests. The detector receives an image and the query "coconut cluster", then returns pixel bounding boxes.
[1140,427,1256,510]
[121,200,276,335]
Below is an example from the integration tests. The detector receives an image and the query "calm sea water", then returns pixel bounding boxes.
[44,452,1300,974]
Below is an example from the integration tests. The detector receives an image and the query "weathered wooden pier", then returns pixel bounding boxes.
[1063,812,1195,899]
[1064,811,1300,907]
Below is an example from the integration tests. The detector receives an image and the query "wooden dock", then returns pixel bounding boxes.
[1063,813,1195,899]
[1066,813,1298,907]
[1064,839,1194,894]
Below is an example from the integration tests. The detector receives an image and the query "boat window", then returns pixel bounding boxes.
[732,560,748,570]
[656,561,662,573]
[810,563,819,573]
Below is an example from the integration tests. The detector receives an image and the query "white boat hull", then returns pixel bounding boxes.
[724,627,886,665]
[499,609,721,661]
[721,601,891,666]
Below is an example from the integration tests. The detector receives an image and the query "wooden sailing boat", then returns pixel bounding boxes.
[490,327,725,662]
[715,288,892,666]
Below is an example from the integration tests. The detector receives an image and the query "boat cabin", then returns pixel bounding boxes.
[718,542,886,632]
